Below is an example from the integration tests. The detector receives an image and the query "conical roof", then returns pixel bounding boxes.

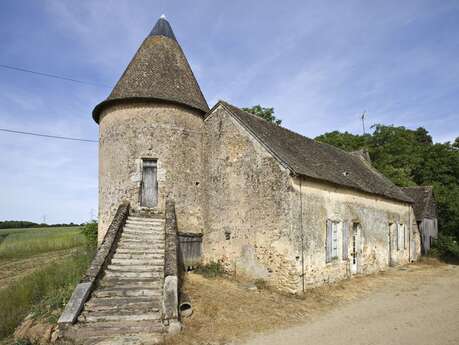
[93,16,209,123]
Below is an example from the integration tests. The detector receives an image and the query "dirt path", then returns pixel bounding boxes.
[241,264,459,345]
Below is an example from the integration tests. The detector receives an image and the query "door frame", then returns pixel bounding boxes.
[140,158,158,208]
[351,223,360,275]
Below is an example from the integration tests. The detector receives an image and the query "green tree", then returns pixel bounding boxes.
[242,105,282,125]
[315,125,459,242]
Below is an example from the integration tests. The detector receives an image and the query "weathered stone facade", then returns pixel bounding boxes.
[98,102,204,241]
[95,16,422,295]
[201,103,421,294]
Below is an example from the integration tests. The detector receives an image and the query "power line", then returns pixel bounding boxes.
[0,128,98,143]
[0,64,112,88]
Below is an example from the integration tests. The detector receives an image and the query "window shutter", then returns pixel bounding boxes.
[395,224,399,251]
[342,222,349,260]
[326,220,332,263]
[404,225,408,249]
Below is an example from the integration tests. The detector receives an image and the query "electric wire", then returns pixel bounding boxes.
[0,128,98,143]
[0,64,111,88]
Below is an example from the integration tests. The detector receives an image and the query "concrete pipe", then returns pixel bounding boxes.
[179,293,192,318]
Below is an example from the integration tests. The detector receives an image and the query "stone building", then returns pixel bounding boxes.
[94,16,421,294]
[402,186,438,254]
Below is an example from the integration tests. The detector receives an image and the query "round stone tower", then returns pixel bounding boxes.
[93,16,209,241]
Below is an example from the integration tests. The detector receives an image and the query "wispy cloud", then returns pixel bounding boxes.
[0,0,457,222]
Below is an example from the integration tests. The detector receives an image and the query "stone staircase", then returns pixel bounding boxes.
[63,215,166,344]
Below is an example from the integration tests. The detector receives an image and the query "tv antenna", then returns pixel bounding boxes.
[361,111,367,134]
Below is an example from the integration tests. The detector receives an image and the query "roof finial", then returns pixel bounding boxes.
[160,14,166,19]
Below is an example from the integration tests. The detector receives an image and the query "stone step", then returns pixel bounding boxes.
[118,238,164,244]
[85,295,160,305]
[99,277,161,287]
[92,287,161,298]
[106,264,163,272]
[104,270,162,279]
[112,252,164,260]
[116,245,164,252]
[84,300,158,313]
[126,219,164,226]
[79,310,161,323]
[128,215,164,221]
[123,225,159,232]
[62,320,164,340]
[121,232,163,239]
[98,282,162,292]
[110,258,163,266]
[114,249,164,256]
[122,229,163,235]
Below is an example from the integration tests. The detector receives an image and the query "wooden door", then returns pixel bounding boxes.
[141,160,158,208]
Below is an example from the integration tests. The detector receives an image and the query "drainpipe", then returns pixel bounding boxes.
[299,178,305,294]
[408,205,411,262]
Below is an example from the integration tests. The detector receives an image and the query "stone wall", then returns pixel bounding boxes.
[289,177,420,290]
[202,104,420,294]
[203,104,296,291]
[98,102,204,242]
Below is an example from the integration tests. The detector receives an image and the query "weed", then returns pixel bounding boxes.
[195,261,225,278]
[254,279,268,290]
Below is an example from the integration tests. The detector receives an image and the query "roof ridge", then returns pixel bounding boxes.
[217,100,412,203]
[220,100,370,164]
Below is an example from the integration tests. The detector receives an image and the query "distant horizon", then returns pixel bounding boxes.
[1,1,458,223]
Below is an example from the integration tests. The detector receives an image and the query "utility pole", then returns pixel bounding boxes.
[361,111,367,135]
[42,214,47,224]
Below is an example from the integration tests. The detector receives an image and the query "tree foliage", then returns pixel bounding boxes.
[316,125,459,241]
[242,105,282,125]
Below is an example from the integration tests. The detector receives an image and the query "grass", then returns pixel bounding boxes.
[0,227,86,260]
[194,261,226,278]
[0,246,94,339]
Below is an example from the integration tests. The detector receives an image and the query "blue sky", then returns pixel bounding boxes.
[0,0,458,224]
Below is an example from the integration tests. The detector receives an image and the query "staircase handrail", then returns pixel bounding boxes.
[58,201,130,324]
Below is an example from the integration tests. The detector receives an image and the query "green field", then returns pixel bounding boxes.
[0,226,95,340]
[0,227,86,259]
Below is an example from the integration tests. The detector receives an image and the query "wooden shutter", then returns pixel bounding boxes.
[342,222,349,260]
[395,224,399,251]
[404,225,408,249]
[326,220,332,263]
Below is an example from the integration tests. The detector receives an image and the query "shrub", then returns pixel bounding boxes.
[430,234,459,261]
[195,261,225,278]
[82,221,98,247]
[254,279,268,290]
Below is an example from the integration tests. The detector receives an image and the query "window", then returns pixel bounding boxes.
[326,220,340,263]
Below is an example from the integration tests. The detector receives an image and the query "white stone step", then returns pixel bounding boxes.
[114,249,164,256]
[106,264,163,272]
[92,287,161,298]
[110,258,163,266]
[104,270,161,279]
[112,252,164,259]
[116,244,164,251]
[126,219,164,226]
[122,227,163,233]
[121,232,163,239]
